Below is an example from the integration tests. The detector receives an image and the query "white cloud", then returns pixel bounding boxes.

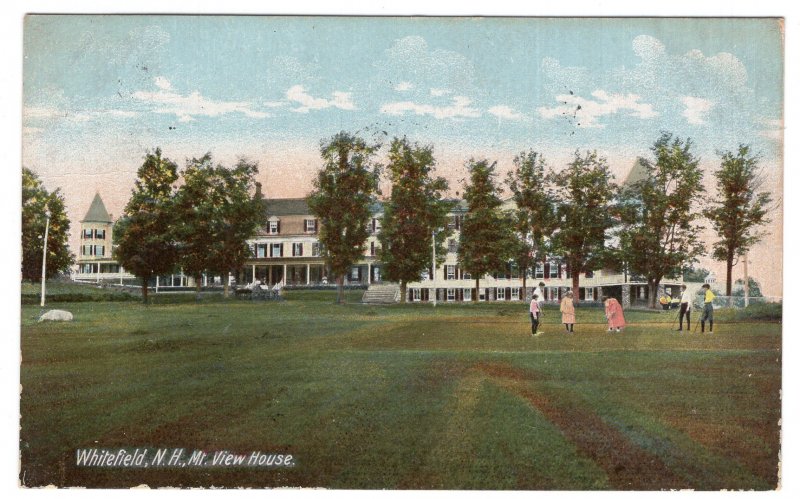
[24,106,139,123]
[154,76,172,90]
[378,36,476,93]
[286,85,355,113]
[538,89,657,128]
[758,117,783,141]
[487,105,524,121]
[380,96,480,120]
[430,88,450,97]
[394,81,413,92]
[132,87,268,121]
[680,96,714,125]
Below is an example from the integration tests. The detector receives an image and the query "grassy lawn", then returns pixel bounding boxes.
[20,291,781,490]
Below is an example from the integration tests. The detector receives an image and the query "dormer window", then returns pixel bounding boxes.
[268,220,280,234]
[305,219,317,233]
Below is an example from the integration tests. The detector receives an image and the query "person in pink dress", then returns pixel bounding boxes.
[560,291,575,333]
[602,296,626,332]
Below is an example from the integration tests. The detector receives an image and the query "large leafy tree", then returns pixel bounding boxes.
[618,133,706,308]
[307,132,381,304]
[549,151,617,301]
[458,159,514,301]
[377,137,451,302]
[707,145,774,296]
[114,148,179,304]
[505,150,556,299]
[21,168,74,282]
[174,154,265,297]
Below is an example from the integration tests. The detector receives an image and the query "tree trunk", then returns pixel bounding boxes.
[647,279,658,309]
[223,273,230,298]
[336,275,345,304]
[571,272,579,303]
[474,277,480,302]
[522,273,528,302]
[726,253,734,297]
[141,276,149,305]
[194,275,202,296]
[400,280,407,303]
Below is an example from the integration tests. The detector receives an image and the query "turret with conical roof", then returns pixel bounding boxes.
[82,192,113,223]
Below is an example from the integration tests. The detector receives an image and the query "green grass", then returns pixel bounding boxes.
[20,292,781,489]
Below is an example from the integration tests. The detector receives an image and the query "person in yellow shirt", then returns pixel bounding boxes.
[700,283,715,333]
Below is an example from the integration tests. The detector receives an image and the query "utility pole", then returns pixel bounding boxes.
[743,251,750,308]
[40,209,51,307]
[432,229,436,308]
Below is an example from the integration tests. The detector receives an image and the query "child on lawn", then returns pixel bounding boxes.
[603,296,626,332]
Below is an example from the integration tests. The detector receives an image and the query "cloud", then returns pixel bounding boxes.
[394,81,414,91]
[286,85,355,113]
[24,106,139,123]
[758,117,783,141]
[380,95,480,120]
[154,76,172,90]
[538,89,657,128]
[487,105,524,121]
[132,82,268,121]
[377,36,476,93]
[430,88,450,97]
[680,96,714,125]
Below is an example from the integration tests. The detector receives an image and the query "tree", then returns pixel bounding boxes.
[21,168,74,281]
[683,265,710,282]
[174,154,265,297]
[377,137,452,302]
[549,151,617,301]
[618,133,706,308]
[307,132,381,304]
[733,277,762,298]
[505,150,556,299]
[458,159,514,301]
[707,145,774,296]
[114,148,179,304]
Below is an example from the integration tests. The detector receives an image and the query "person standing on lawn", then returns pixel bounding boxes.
[603,296,626,332]
[676,284,692,332]
[700,283,715,333]
[529,293,541,336]
[536,281,546,332]
[560,291,575,333]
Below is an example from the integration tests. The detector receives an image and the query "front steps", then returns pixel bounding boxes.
[361,283,400,304]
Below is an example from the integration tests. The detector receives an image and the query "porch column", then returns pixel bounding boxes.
[269,266,273,284]
[155,275,159,293]
[252,264,256,282]
[203,273,208,287]
[368,263,372,284]
[283,264,287,285]
[306,264,310,285]
[622,284,631,309]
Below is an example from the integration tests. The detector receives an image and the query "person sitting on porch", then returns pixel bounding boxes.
[659,294,670,310]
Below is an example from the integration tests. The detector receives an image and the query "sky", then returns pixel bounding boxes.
[21,15,784,295]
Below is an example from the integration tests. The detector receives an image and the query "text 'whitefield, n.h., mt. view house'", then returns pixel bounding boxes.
[74,166,684,308]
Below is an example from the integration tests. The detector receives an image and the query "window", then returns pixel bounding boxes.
[463,288,472,301]
[447,288,455,301]
[370,241,376,256]
[351,267,360,280]
[448,239,458,253]
[292,243,303,256]
[256,244,266,258]
[372,218,381,233]
[586,287,595,301]
[95,245,105,256]
[269,220,279,234]
[82,229,93,239]
[479,288,486,301]
[535,263,544,279]
[305,219,317,233]
[312,242,321,257]
[270,243,282,258]
[511,288,520,300]
[549,261,559,278]
[497,287,506,300]
[446,265,455,280]
[412,288,421,302]
[585,270,594,278]
[463,272,472,281]
[81,263,96,274]
[447,216,456,229]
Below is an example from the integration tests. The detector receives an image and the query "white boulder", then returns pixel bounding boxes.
[38,310,74,322]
